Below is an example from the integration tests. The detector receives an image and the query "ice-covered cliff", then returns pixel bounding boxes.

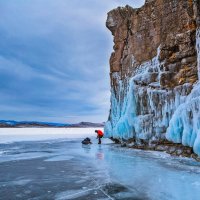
[105,0,200,156]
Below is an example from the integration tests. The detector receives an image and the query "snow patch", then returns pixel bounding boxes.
[0,128,101,143]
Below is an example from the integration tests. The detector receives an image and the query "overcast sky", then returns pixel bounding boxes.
[0,0,145,123]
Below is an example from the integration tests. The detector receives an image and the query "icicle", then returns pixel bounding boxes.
[196,29,200,79]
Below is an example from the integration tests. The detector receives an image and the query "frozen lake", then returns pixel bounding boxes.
[0,128,200,200]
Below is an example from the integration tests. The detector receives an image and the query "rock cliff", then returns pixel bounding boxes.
[105,0,200,157]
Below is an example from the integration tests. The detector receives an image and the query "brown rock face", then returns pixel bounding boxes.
[106,1,198,86]
[105,0,200,147]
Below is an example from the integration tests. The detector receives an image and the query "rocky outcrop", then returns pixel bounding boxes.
[105,0,200,157]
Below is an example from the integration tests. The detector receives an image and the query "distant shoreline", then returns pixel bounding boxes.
[0,120,104,128]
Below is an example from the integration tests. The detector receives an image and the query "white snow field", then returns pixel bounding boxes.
[0,128,200,200]
[0,128,102,143]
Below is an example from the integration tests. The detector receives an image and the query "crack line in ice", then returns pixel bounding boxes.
[55,187,100,200]
[91,178,114,200]
[55,178,114,200]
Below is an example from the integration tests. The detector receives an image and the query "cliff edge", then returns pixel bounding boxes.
[105,0,200,157]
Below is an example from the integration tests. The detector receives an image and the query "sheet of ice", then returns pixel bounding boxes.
[55,189,95,200]
[0,128,112,163]
[0,129,200,199]
[10,179,32,186]
[45,155,74,162]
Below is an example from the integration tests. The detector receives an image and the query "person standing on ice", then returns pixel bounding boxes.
[95,130,104,144]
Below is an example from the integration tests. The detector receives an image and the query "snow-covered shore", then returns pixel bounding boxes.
[0,128,103,143]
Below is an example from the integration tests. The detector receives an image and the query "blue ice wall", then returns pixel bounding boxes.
[166,29,200,155]
[105,29,200,156]
[105,48,193,141]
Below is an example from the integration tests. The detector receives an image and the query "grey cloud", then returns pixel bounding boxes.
[0,0,145,123]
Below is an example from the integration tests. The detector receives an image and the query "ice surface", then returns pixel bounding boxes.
[0,129,200,199]
[10,179,32,186]
[0,128,103,163]
[55,189,92,200]
[45,155,74,162]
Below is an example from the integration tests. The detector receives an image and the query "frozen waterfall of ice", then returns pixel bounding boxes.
[166,29,200,155]
[105,29,200,156]
[105,49,192,141]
